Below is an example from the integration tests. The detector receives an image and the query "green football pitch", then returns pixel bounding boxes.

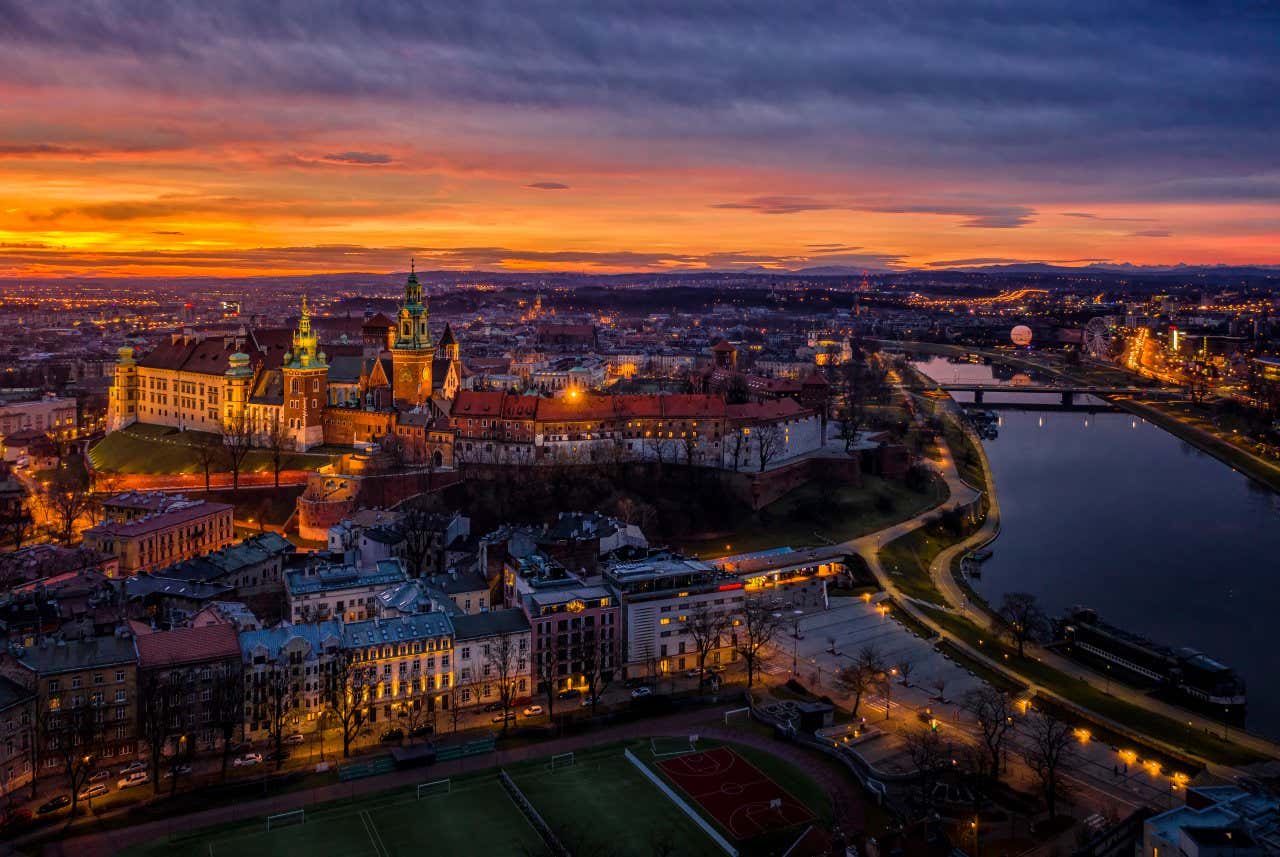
[123,745,728,857]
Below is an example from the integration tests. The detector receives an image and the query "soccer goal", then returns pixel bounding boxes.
[650,735,698,758]
[724,706,750,725]
[416,778,451,799]
[266,809,305,831]
[549,751,575,771]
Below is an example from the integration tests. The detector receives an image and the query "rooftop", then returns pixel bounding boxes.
[343,613,454,648]
[135,623,240,668]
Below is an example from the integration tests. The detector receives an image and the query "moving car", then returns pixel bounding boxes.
[37,795,71,814]
[77,784,109,801]
[522,704,543,716]
[118,771,150,789]
[232,753,262,767]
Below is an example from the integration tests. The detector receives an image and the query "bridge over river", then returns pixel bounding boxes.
[939,382,1183,405]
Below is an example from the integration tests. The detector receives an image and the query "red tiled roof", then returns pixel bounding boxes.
[727,398,811,422]
[135,622,240,668]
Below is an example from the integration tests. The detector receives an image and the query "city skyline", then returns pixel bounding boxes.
[2,2,1279,278]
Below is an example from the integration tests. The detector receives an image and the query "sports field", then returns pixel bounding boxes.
[123,773,541,857]
[659,747,814,840]
[123,739,827,857]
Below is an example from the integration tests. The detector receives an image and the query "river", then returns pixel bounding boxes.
[913,355,1280,739]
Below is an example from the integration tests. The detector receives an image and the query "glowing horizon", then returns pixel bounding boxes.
[2,4,1277,278]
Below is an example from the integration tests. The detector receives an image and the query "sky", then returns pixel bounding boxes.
[0,1,1277,277]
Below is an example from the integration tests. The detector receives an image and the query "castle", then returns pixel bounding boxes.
[106,266,461,458]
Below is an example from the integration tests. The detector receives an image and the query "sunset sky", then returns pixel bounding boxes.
[1,2,1277,277]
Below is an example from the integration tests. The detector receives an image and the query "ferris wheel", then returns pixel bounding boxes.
[1083,316,1113,359]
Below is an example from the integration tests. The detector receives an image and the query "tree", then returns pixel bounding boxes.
[262,414,291,488]
[482,632,524,735]
[727,428,748,471]
[928,675,948,703]
[902,724,948,815]
[138,673,180,795]
[220,412,254,492]
[733,596,785,687]
[835,644,885,717]
[0,497,33,551]
[684,602,729,695]
[577,620,615,717]
[323,652,371,759]
[191,434,221,492]
[1022,712,1075,820]
[262,663,297,769]
[38,701,106,820]
[997,592,1049,658]
[536,647,560,728]
[42,468,90,544]
[755,424,784,472]
[397,504,437,577]
[896,659,915,688]
[963,686,1015,779]
[209,666,245,781]
[834,359,869,455]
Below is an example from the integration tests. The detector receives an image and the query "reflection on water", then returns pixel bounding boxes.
[914,356,1280,738]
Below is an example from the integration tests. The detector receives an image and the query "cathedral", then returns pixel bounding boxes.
[106,267,461,456]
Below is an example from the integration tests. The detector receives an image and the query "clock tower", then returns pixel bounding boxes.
[392,261,435,410]
[281,297,328,450]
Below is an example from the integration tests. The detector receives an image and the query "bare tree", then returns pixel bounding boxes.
[577,620,616,716]
[261,664,297,770]
[220,412,254,493]
[262,414,291,488]
[685,602,729,695]
[903,724,948,815]
[963,686,1015,779]
[536,648,560,727]
[928,675,948,703]
[210,666,244,781]
[0,497,33,550]
[191,434,221,492]
[42,468,91,544]
[322,652,371,758]
[755,423,784,472]
[397,504,437,577]
[138,672,179,795]
[38,701,106,819]
[835,644,885,717]
[482,632,523,734]
[733,596,785,687]
[896,659,915,688]
[727,428,748,471]
[997,592,1049,658]
[1022,711,1075,821]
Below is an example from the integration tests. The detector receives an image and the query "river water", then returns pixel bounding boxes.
[913,355,1280,739]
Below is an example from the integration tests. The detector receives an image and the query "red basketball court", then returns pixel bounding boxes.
[657,746,815,840]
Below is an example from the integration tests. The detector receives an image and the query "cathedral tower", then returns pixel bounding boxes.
[281,297,328,450]
[391,261,435,409]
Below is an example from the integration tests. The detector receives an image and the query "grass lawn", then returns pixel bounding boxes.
[89,424,336,476]
[680,473,946,558]
[878,525,949,605]
[918,605,1263,767]
[123,772,542,857]
[508,746,724,857]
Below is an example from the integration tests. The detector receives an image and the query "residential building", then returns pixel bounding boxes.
[453,609,533,707]
[82,498,235,576]
[343,613,454,726]
[0,392,78,446]
[153,532,292,597]
[285,559,408,624]
[0,676,35,801]
[522,584,620,694]
[1143,785,1279,857]
[134,623,242,755]
[239,621,343,738]
[0,633,141,772]
[604,554,745,677]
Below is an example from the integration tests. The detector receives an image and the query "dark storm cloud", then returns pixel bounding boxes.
[1,2,1276,189]
[321,151,392,165]
[526,181,570,190]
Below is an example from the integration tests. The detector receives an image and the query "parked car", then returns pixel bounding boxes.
[118,771,150,790]
[685,668,702,678]
[37,795,71,814]
[522,704,543,716]
[88,769,112,783]
[580,695,600,708]
[491,711,516,724]
[409,724,434,738]
[380,728,404,743]
[77,784,109,801]
[630,686,653,699]
[117,761,147,776]
[284,733,306,745]
[232,753,262,767]
[163,764,192,778]
[556,688,581,701]
[482,701,504,712]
